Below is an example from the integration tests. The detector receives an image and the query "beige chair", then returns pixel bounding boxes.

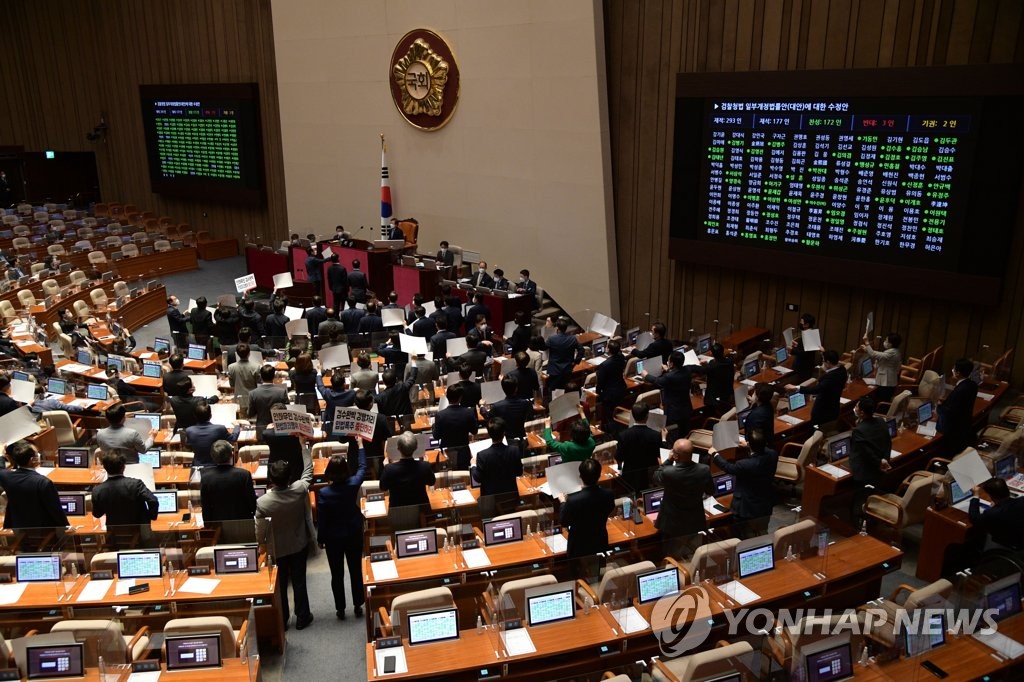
[379,587,455,636]
[578,560,655,604]
[636,389,662,410]
[864,471,942,533]
[90,288,109,308]
[492,509,541,526]
[73,299,92,319]
[772,518,817,559]
[0,300,16,321]
[17,289,36,309]
[62,210,77,220]
[624,356,639,378]
[860,579,953,647]
[160,451,194,466]
[121,243,139,258]
[11,236,30,251]
[46,243,66,256]
[880,389,911,420]
[30,262,46,275]
[493,575,558,620]
[131,231,148,242]
[651,641,754,682]
[163,617,248,658]
[1,214,17,226]
[160,414,177,431]
[679,538,740,582]
[13,225,30,237]
[73,239,92,252]
[239,445,269,463]
[774,429,824,484]
[57,332,74,358]
[42,411,83,447]
[311,441,348,460]
[592,440,617,464]
[113,280,130,299]
[154,239,172,252]
[104,235,122,248]
[41,279,60,298]
[770,614,865,672]
[33,211,48,223]
[49,619,150,666]
[79,221,96,231]
[87,250,107,266]
[69,269,87,286]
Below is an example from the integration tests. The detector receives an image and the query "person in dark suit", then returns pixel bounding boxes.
[560,458,614,562]
[0,374,21,417]
[304,246,325,297]
[712,429,778,536]
[317,447,368,619]
[631,322,673,362]
[429,317,457,361]
[492,268,509,292]
[189,296,214,346]
[326,256,349,309]
[509,310,533,354]
[357,302,384,334]
[970,477,1024,550]
[340,296,366,335]
[789,349,847,428]
[453,334,489,375]
[406,307,435,338]
[347,259,368,303]
[472,418,523,497]
[515,269,537,297]
[455,364,482,408]
[848,396,892,526]
[545,317,583,392]
[481,375,533,446]
[263,300,290,340]
[693,343,735,415]
[432,385,478,469]
[166,296,189,350]
[375,365,418,419]
[379,432,436,508]
[214,301,240,349]
[937,357,979,457]
[442,297,464,336]
[507,351,540,399]
[91,451,159,526]
[435,241,455,267]
[745,383,776,442]
[170,378,210,432]
[616,403,663,493]
[317,368,356,434]
[643,350,699,434]
[350,389,392,479]
[162,354,191,398]
[469,261,494,289]
[186,402,240,467]
[0,441,68,529]
[303,296,327,336]
[238,299,263,339]
[248,365,289,427]
[465,293,490,325]
[652,439,713,551]
[595,339,627,430]
[199,440,257,526]
[790,312,818,381]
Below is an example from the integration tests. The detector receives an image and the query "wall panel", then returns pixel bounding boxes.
[606,0,1024,383]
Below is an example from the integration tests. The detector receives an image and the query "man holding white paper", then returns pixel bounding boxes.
[96,403,150,463]
[790,313,818,381]
[712,430,777,536]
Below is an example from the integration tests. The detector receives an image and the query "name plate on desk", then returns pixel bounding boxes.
[376,636,402,650]
[0,573,11,584]
[0,670,20,681]
[128,583,150,595]
[132,661,161,673]
[503,618,522,630]
[370,552,392,563]
[367,493,385,502]
[90,570,112,581]
[188,566,211,576]
[451,483,466,491]
[461,539,480,550]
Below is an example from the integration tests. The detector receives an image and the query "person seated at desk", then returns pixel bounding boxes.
[186,402,240,467]
[469,260,494,289]
[786,349,848,428]
[357,301,383,334]
[970,477,1024,551]
[429,317,456,361]
[317,368,356,434]
[545,317,584,392]
[860,332,902,403]
[376,365,418,420]
[467,314,496,351]
[616,403,663,493]
[91,451,159,527]
[379,431,435,508]
[0,440,68,529]
[492,268,509,292]
[937,357,979,457]
[560,458,614,568]
[200,439,257,528]
[631,322,673,362]
[339,295,365,335]
[433,385,478,470]
[248,364,289,427]
[386,218,405,242]
[170,377,217,431]
[515,269,537,298]
[712,429,778,537]
[96,403,151,464]
[436,241,455,267]
[481,375,533,447]
[29,382,85,415]
[163,353,191,398]
[317,445,368,620]
[473,417,523,499]
[544,415,595,463]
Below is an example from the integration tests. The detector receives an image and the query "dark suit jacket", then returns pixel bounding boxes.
[652,461,713,536]
[938,379,979,455]
[508,368,540,399]
[429,331,456,359]
[238,308,263,336]
[409,316,435,338]
[745,403,775,441]
[849,416,892,484]
[91,475,159,525]
[263,313,289,339]
[214,307,240,345]
[200,465,257,522]
[347,270,368,301]
[163,369,191,398]
[546,333,583,381]
[0,467,68,529]
[317,449,367,541]
[433,406,478,468]
[166,305,189,334]
[632,337,673,362]
[185,421,232,467]
[326,263,349,294]
[466,303,490,324]
[517,279,537,296]
[357,314,384,334]
[616,425,662,492]
[509,325,533,354]
[304,306,327,336]
[0,393,20,418]
[596,352,627,407]
[560,485,615,558]
[435,250,455,266]
[470,271,494,289]
[714,448,778,521]
[483,397,534,439]
[316,375,356,431]
[791,336,816,381]
[458,349,489,377]
[340,307,366,334]
[493,276,509,292]
[802,365,848,426]
[969,496,1024,550]
[443,305,464,335]
[375,366,418,417]
[248,383,289,426]
[304,255,324,282]
[189,308,214,337]
[647,366,696,428]
[170,394,205,431]
[696,358,735,410]
[380,458,436,508]
[473,443,523,497]
[457,380,482,409]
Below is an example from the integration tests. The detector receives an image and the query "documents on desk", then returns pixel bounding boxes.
[611,606,650,634]
[740,379,756,387]
[917,423,937,437]
[0,583,27,605]
[178,577,220,595]
[371,560,399,581]
[816,463,851,479]
[771,365,793,375]
[115,579,136,596]
[253,465,268,480]
[451,489,476,506]
[59,362,94,374]
[889,449,902,459]
[703,497,726,514]
[364,500,387,517]
[718,580,760,605]
[36,466,56,478]
[77,579,114,602]
[978,391,995,401]
[778,414,803,425]
[544,534,568,553]
[462,547,491,569]
[501,628,537,656]
[585,356,607,367]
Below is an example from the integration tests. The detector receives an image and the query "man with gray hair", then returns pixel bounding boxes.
[379,431,435,508]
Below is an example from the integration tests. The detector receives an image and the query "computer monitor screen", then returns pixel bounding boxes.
[828,433,852,463]
[985,580,1022,622]
[482,517,523,547]
[153,337,171,353]
[117,551,163,579]
[406,607,459,646]
[788,392,807,411]
[637,567,680,604]
[626,327,640,345]
[253,485,267,498]
[57,447,90,468]
[26,643,84,680]
[526,585,576,627]
[135,413,162,431]
[139,449,161,469]
[713,473,735,496]
[142,362,162,378]
[394,528,439,559]
[804,641,853,682]
[46,378,67,395]
[154,491,178,514]
[698,334,712,354]
[917,401,933,423]
[704,676,741,682]
[165,634,222,671]
[642,488,665,517]
[106,356,125,373]
[75,349,92,366]
[214,546,260,574]
[593,340,607,356]
[86,383,108,400]
[547,454,563,468]
[737,543,775,578]
[12,370,29,381]
[886,418,898,438]
[904,611,946,656]
[743,360,759,378]
[860,357,874,377]
[948,479,971,505]
[187,343,207,360]
[59,493,86,516]
[16,554,62,582]
[994,453,1016,479]
[775,347,788,364]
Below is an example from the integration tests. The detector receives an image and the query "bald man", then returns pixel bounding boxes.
[652,439,714,544]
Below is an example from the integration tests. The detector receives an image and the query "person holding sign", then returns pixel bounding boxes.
[789,313,818,381]
[317,368,355,434]
[317,444,368,620]
[712,430,778,538]
[860,332,902,403]
[544,415,595,463]
[786,349,847,428]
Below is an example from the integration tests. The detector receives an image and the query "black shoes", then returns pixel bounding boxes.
[354,605,363,617]
[336,610,346,620]
[296,614,314,630]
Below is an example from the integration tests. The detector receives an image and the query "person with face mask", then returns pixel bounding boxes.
[516,269,537,296]
[436,240,455,267]
[470,260,494,289]
[860,332,902,403]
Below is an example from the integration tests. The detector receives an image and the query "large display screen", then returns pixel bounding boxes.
[139,83,265,205]
[670,67,1024,300]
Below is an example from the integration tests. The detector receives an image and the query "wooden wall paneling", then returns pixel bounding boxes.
[760,0,785,71]
[853,0,885,68]
[985,0,1020,63]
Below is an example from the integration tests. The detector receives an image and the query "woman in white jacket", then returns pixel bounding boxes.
[861,332,902,403]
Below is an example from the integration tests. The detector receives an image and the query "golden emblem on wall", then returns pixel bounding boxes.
[389,29,460,131]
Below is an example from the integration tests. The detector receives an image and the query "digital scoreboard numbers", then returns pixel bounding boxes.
[700,100,972,266]
[153,100,242,181]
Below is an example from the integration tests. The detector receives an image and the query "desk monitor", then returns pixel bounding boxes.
[525,583,576,627]
[142,362,162,378]
[16,554,62,582]
[626,327,640,345]
[547,454,563,468]
[859,357,874,377]
[788,392,807,412]
[697,334,713,355]
[886,418,898,439]
[58,493,87,516]
[165,634,222,671]
[642,488,664,519]
[214,545,259,574]
[482,517,523,547]
[106,356,124,373]
[135,413,161,432]
[917,401,933,423]
[394,528,438,559]
[406,607,460,646]
[25,643,84,680]
[904,611,946,657]
[713,473,735,496]
[983,574,1022,622]
[637,566,680,604]
[743,359,759,378]
[737,543,775,578]
[736,406,754,431]
[994,453,1016,479]
[592,339,608,356]
[153,336,172,354]
[775,347,788,364]
[75,349,92,366]
[253,485,267,498]
[101,271,114,282]
[46,378,67,395]
[139,449,161,469]
[804,639,853,682]
[187,343,207,361]
[154,490,178,514]
[116,551,163,579]
[86,382,108,401]
[57,447,90,468]
[949,479,972,506]
[827,432,853,463]
[12,370,29,382]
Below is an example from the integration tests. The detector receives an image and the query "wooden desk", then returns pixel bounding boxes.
[0,659,255,682]
[109,248,198,280]
[196,238,239,261]
[721,326,772,358]
[322,243,395,306]
[392,263,440,306]
[244,246,288,291]
[916,506,981,582]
